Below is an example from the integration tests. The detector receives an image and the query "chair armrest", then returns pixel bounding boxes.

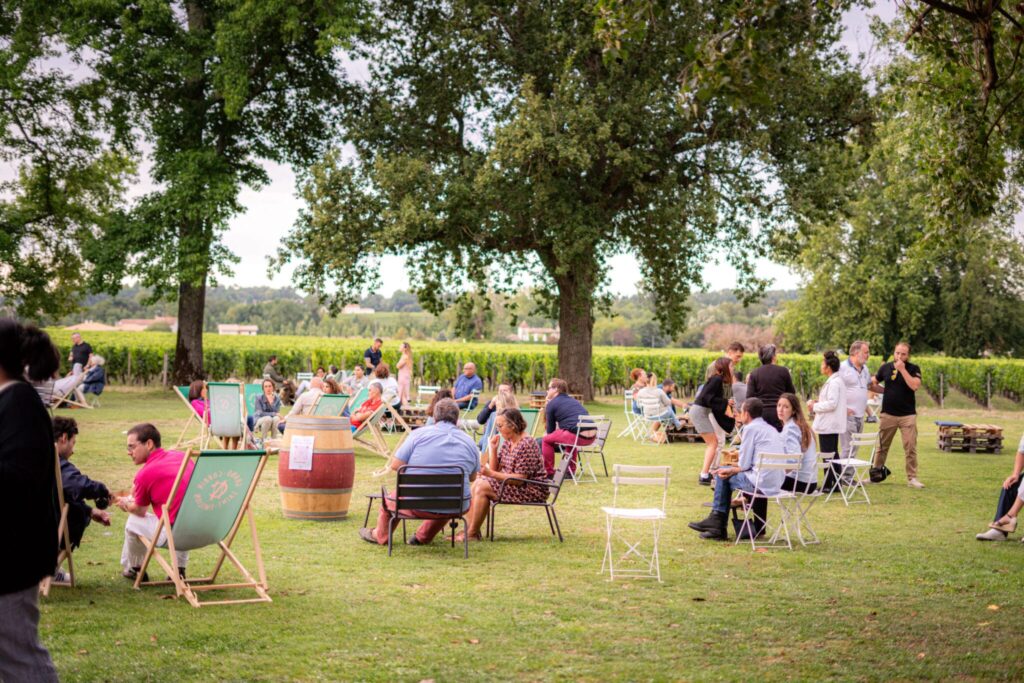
[495,476,556,500]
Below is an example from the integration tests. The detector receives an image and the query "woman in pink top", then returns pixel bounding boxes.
[396,342,413,407]
[188,380,210,424]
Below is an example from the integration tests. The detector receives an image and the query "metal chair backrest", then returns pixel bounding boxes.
[416,385,440,405]
[394,465,467,514]
[313,393,350,417]
[637,396,665,420]
[548,456,574,504]
[610,464,671,511]
[170,449,267,552]
[297,372,314,382]
[752,452,801,492]
[208,382,244,438]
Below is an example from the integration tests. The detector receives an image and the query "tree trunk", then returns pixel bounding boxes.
[172,277,207,384]
[554,272,596,401]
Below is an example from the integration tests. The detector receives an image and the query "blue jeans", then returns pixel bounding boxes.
[654,409,681,430]
[995,479,1024,521]
[712,471,756,514]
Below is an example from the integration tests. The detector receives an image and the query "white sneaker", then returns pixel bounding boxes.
[977,528,1008,541]
[908,478,925,489]
[53,569,70,583]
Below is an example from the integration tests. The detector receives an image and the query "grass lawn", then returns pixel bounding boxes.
[41,387,1024,682]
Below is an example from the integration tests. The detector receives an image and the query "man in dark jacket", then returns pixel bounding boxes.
[54,417,111,554]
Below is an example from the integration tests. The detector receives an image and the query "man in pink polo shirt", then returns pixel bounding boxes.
[116,423,195,581]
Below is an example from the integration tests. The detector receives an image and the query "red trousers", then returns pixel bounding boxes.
[373,496,463,545]
[541,430,595,477]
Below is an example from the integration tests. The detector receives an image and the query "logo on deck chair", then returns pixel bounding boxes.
[192,469,244,511]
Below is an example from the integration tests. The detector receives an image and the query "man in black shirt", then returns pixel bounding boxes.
[868,342,924,488]
[363,338,383,370]
[68,332,92,369]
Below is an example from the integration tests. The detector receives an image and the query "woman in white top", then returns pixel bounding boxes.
[635,373,682,435]
[778,393,818,493]
[372,363,401,409]
[808,350,846,492]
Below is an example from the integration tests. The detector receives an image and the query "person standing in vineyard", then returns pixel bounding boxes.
[364,338,383,371]
[868,342,924,489]
[396,342,413,407]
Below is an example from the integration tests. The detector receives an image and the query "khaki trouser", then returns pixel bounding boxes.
[874,413,918,479]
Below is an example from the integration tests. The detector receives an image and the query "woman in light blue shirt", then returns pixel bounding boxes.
[778,392,818,493]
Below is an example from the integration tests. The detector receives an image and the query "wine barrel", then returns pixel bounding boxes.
[279,415,355,521]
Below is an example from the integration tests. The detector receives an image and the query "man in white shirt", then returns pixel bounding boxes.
[839,340,871,460]
[284,378,324,427]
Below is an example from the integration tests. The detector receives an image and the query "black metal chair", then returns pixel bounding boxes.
[487,455,573,542]
[380,465,470,557]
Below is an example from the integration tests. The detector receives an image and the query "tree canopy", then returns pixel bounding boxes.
[278,0,870,397]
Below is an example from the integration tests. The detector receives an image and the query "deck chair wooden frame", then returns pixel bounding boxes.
[521,408,542,438]
[345,385,371,413]
[134,448,271,607]
[174,385,210,450]
[40,450,75,596]
[352,402,392,458]
[35,377,92,413]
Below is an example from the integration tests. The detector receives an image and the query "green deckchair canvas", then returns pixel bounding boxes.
[313,393,350,416]
[521,408,541,437]
[134,449,271,607]
[208,382,250,447]
[347,385,370,413]
[243,383,263,417]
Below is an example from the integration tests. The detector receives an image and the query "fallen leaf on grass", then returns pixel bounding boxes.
[114,641,122,647]
[988,604,1000,611]
[468,639,480,645]
[150,635,157,643]
[917,653,926,660]
[668,623,680,628]
[543,610,554,616]
[77,649,88,655]
[419,679,435,683]
[977,622,991,627]
[444,613,463,620]
[754,548,769,554]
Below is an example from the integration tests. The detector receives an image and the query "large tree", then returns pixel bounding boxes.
[278,0,869,398]
[0,2,131,318]
[59,0,360,382]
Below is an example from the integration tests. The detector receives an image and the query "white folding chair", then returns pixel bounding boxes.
[575,416,612,478]
[559,416,606,484]
[415,385,440,406]
[600,465,670,582]
[460,389,481,423]
[636,396,671,446]
[824,432,876,506]
[617,391,643,440]
[783,474,822,547]
[733,453,801,551]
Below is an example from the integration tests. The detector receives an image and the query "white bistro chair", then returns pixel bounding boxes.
[636,396,671,446]
[558,416,607,485]
[600,465,670,582]
[823,432,877,506]
[733,453,801,551]
[617,391,643,440]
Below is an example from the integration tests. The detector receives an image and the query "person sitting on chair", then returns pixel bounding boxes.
[52,363,86,404]
[659,379,688,414]
[424,388,453,426]
[187,380,210,424]
[687,398,785,541]
[247,379,282,442]
[52,416,111,583]
[977,433,1024,541]
[359,398,479,547]
[295,367,327,401]
[279,377,324,433]
[453,362,483,410]
[636,373,682,435]
[777,393,818,494]
[461,408,548,541]
[539,378,594,477]
[81,354,106,400]
[262,355,297,404]
[340,365,369,394]
[116,424,192,581]
[373,363,401,412]
[470,384,518,435]
[350,382,384,432]
[324,377,343,396]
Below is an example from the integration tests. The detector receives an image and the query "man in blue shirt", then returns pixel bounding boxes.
[363,338,383,370]
[360,398,479,547]
[453,362,483,411]
[688,398,785,540]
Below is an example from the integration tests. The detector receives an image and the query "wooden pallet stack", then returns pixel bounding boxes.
[665,415,702,443]
[937,423,1004,454]
[401,405,431,429]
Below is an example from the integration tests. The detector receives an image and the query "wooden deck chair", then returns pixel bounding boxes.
[243,383,263,418]
[40,450,75,596]
[134,449,271,607]
[174,385,210,449]
[345,385,371,413]
[353,402,391,458]
[521,408,542,437]
[312,393,350,416]
[208,382,252,449]
[34,376,92,413]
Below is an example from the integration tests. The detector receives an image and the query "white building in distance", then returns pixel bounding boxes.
[217,324,259,336]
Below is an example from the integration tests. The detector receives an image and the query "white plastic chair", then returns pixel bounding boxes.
[636,396,670,446]
[733,453,801,550]
[824,432,876,506]
[600,465,670,582]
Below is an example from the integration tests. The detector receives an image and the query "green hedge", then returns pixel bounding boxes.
[48,329,1024,403]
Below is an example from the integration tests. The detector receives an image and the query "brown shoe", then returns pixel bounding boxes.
[358,527,380,545]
